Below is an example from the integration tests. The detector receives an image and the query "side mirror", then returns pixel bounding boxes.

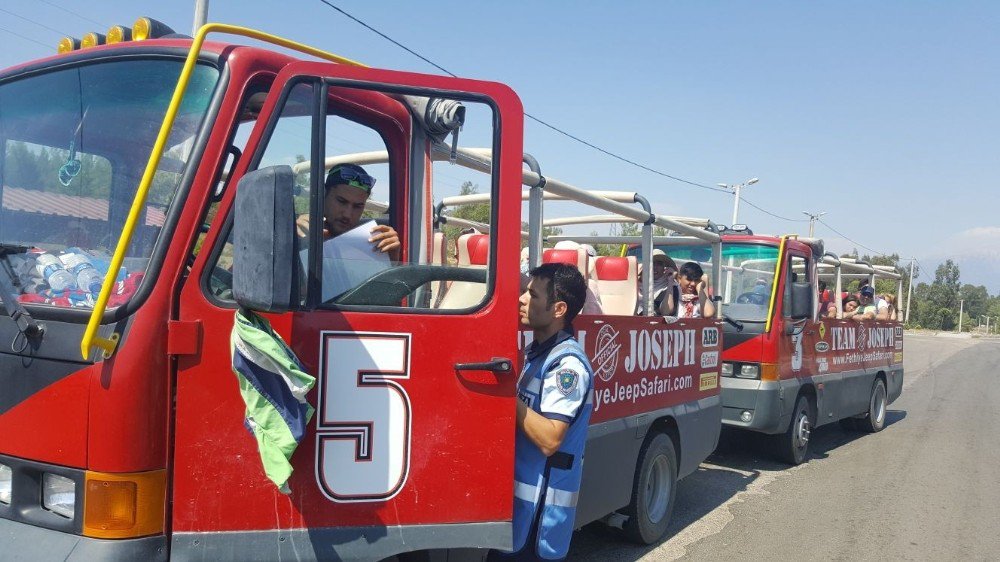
[789,282,812,320]
[232,165,297,313]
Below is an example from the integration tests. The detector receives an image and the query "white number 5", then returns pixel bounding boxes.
[316,332,412,502]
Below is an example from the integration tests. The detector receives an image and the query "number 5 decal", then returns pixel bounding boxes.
[316,332,412,502]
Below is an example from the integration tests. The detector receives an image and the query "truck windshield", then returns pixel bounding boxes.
[628,242,779,322]
[0,58,219,312]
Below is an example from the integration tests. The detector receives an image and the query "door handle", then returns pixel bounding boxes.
[455,357,513,373]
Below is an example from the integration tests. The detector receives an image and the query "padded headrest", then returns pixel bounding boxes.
[468,234,490,265]
[543,248,588,275]
[595,256,629,281]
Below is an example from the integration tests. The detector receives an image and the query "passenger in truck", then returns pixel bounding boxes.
[844,286,877,321]
[637,249,678,315]
[295,163,400,261]
[842,295,860,318]
[878,294,898,321]
[673,261,715,319]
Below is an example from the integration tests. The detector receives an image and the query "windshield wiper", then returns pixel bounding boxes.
[0,243,45,344]
[722,314,744,332]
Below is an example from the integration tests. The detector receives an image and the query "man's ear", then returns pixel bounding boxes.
[552,300,568,320]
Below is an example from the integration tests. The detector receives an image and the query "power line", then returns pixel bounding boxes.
[0,25,52,49]
[740,196,808,223]
[816,217,888,257]
[315,0,730,195]
[36,0,107,29]
[0,7,72,37]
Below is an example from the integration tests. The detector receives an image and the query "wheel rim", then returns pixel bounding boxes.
[871,382,887,425]
[794,409,810,450]
[644,455,671,524]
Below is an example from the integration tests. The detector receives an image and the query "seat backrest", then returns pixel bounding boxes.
[457,233,490,266]
[593,256,637,315]
[430,232,447,305]
[543,248,588,277]
[438,233,489,309]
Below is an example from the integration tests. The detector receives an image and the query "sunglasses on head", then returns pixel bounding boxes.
[328,166,376,191]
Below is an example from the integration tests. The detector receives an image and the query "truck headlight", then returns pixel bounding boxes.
[43,473,75,518]
[0,464,11,504]
[737,364,761,379]
[721,362,734,377]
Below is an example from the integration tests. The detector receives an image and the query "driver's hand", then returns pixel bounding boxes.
[369,224,401,260]
[295,213,330,239]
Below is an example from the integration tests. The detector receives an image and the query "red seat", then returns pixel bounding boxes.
[593,256,637,315]
[458,233,490,266]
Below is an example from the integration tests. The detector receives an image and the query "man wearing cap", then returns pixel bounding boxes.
[295,163,400,261]
[845,286,878,321]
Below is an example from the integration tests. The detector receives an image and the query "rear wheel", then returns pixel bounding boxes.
[774,394,813,465]
[859,378,888,433]
[623,432,678,545]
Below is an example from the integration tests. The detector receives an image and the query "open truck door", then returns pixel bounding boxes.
[171,61,524,560]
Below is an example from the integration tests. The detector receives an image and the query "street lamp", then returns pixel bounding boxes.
[718,177,759,225]
[802,210,826,237]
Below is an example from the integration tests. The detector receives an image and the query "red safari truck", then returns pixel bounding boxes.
[0,20,722,559]
[628,233,904,464]
[712,234,904,463]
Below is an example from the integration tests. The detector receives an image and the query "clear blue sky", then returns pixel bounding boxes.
[1,1,998,292]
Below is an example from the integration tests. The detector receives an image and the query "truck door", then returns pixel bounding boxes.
[171,62,524,559]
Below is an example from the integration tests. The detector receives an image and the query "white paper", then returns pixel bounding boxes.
[300,220,392,302]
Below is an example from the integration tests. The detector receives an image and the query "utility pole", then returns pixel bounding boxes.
[193,0,209,35]
[717,178,759,226]
[904,258,915,324]
[802,211,826,238]
[958,299,964,333]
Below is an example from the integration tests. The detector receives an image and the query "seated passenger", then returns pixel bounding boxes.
[844,286,877,321]
[842,296,860,319]
[295,163,400,261]
[818,281,837,317]
[636,249,677,315]
[672,261,715,319]
[877,294,897,321]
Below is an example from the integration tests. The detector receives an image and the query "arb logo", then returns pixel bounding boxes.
[701,327,719,347]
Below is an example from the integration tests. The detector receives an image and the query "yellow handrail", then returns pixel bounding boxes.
[81,23,367,359]
[763,235,788,334]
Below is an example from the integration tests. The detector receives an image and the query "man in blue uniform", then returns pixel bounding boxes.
[499,262,595,561]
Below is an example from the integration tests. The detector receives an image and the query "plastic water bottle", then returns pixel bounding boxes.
[35,253,76,292]
[60,251,104,294]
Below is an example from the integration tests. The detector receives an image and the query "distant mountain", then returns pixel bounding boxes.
[920,226,1000,296]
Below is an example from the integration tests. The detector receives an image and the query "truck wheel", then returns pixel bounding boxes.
[623,432,678,545]
[774,395,813,465]
[859,378,887,433]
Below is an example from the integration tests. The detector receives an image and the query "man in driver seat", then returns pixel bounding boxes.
[295,163,400,261]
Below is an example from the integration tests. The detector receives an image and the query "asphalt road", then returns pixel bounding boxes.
[568,333,1000,561]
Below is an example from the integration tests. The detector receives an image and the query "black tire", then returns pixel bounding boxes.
[858,378,888,433]
[623,432,678,545]
[774,394,813,465]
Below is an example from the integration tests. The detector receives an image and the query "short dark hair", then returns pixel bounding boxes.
[678,261,704,280]
[529,263,586,326]
[843,296,860,307]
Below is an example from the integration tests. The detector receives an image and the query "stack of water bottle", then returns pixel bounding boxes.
[19,248,124,307]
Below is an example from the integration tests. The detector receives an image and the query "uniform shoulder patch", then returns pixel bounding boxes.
[556,368,579,396]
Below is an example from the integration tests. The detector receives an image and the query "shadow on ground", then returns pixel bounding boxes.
[567,409,908,561]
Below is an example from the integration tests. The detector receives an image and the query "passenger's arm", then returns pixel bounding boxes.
[699,276,716,318]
